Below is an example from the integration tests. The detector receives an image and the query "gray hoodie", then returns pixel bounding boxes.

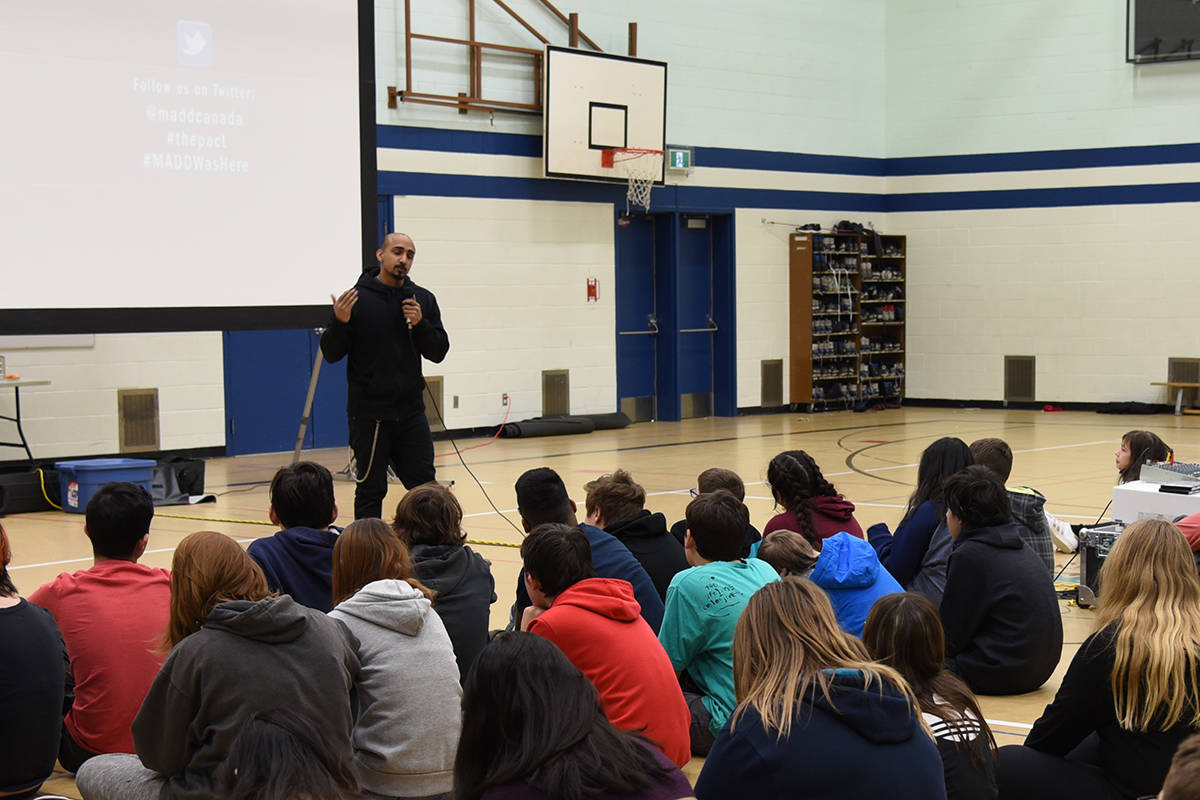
[133,596,359,800]
[330,579,462,797]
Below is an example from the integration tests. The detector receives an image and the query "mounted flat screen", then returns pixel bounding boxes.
[0,0,367,333]
[1128,0,1200,63]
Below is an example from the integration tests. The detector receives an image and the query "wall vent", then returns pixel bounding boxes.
[1004,356,1036,403]
[542,370,570,416]
[1167,357,1200,409]
[761,359,784,407]
[118,388,160,453]
[423,376,445,432]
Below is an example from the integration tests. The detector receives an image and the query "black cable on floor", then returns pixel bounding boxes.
[424,384,524,535]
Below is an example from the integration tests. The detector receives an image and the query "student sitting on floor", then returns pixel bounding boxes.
[694,578,946,800]
[968,438,1054,572]
[392,483,495,681]
[584,469,688,600]
[864,592,999,800]
[763,450,864,547]
[758,528,902,638]
[0,521,71,800]
[30,482,170,773]
[509,467,663,633]
[868,437,973,607]
[519,522,690,767]
[939,466,1062,696]
[1116,429,1172,485]
[330,519,461,800]
[217,710,362,800]
[659,489,779,756]
[670,467,761,558]
[997,519,1200,800]
[248,461,343,612]
[76,531,360,800]
[453,632,693,800]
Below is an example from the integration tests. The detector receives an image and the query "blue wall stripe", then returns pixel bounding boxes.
[377,124,1200,178]
[886,142,1200,176]
[377,171,886,213]
[885,182,1200,212]
[381,170,1200,213]
[693,146,884,176]
[376,125,541,158]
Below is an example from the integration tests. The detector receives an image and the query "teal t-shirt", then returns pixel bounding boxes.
[658,558,780,735]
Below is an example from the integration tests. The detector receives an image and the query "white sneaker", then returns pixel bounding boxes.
[1047,512,1078,553]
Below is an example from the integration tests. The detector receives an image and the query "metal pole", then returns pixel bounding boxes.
[293,331,326,465]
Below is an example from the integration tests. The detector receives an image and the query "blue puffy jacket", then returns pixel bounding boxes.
[810,531,904,636]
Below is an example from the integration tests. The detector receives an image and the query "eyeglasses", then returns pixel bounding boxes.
[688,488,698,498]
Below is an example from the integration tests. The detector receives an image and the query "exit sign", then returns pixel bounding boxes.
[666,146,693,172]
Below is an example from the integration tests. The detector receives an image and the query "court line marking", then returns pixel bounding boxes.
[984,718,1034,730]
[10,537,258,571]
[9,439,1116,571]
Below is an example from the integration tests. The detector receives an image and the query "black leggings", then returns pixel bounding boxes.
[997,738,1128,800]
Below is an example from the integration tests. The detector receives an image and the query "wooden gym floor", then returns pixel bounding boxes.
[9,406,1200,795]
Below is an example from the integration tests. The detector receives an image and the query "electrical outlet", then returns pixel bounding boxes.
[502,393,509,406]
[452,395,459,409]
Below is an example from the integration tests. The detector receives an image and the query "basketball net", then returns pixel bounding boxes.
[602,148,663,213]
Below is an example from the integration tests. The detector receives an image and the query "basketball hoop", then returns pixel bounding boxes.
[601,147,663,212]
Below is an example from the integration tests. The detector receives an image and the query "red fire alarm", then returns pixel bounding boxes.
[586,277,598,302]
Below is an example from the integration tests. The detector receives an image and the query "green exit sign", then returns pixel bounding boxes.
[666,147,693,171]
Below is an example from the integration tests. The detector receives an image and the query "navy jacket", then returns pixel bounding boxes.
[695,670,946,799]
[247,526,340,613]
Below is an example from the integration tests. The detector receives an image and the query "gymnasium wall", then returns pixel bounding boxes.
[386,194,617,425]
[376,0,888,156]
[883,0,1200,403]
[1,334,224,461]
[9,1,1200,462]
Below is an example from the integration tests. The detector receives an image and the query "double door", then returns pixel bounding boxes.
[615,212,736,422]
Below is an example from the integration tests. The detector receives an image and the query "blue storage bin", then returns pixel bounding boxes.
[54,458,156,513]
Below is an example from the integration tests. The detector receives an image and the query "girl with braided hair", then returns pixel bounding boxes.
[763,450,864,549]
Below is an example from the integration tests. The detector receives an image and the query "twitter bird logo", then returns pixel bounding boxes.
[177,21,213,67]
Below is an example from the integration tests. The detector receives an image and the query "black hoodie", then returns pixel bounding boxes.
[320,269,449,419]
[410,543,496,681]
[605,510,689,600]
[940,522,1063,696]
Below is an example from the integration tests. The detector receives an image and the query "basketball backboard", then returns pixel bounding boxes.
[543,45,666,185]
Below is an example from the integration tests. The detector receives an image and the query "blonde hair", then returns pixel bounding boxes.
[1096,518,1200,731]
[732,577,922,740]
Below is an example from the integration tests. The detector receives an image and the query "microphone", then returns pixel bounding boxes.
[399,284,415,330]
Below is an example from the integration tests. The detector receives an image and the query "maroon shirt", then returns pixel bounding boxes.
[764,494,865,544]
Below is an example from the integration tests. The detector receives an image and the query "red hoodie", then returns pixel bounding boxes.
[527,578,691,767]
[763,494,865,543]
